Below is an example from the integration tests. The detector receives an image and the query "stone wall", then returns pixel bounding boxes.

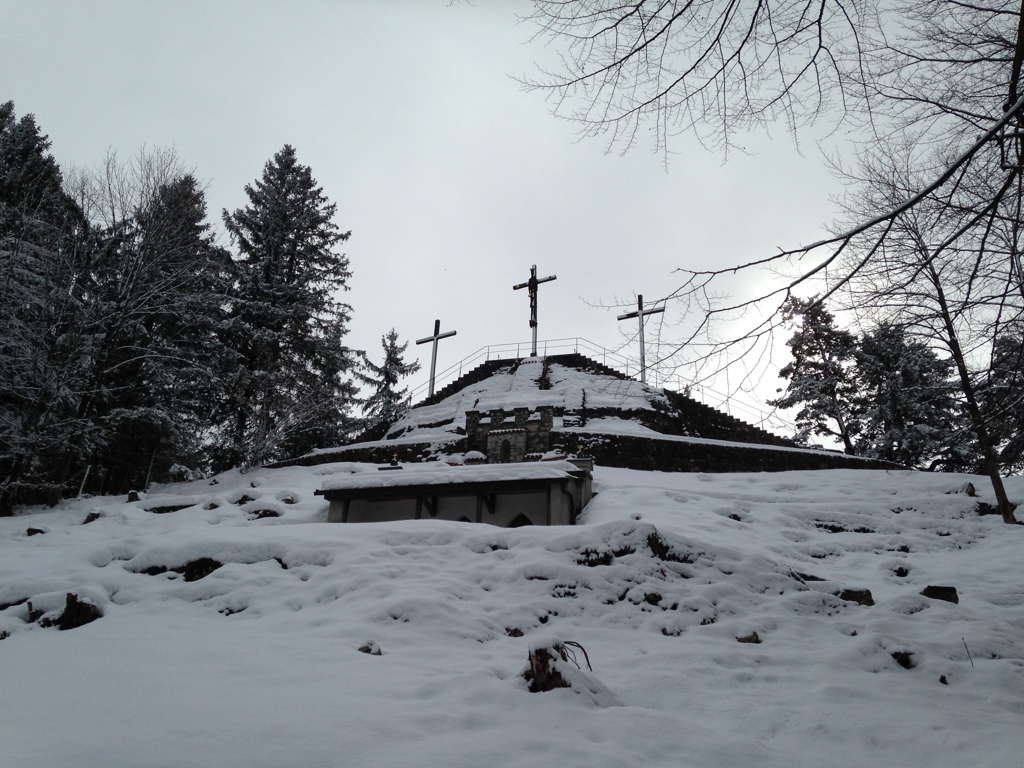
[554,431,901,473]
[272,431,898,474]
[466,406,554,459]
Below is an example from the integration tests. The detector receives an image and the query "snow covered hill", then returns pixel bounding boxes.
[2,463,1022,767]
[312,356,864,474]
[385,356,665,445]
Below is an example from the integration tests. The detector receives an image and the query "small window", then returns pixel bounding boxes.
[500,439,511,463]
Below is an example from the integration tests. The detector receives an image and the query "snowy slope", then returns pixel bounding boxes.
[342,359,811,466]
[2,464,1022,767]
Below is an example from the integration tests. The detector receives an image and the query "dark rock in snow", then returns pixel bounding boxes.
[837,588,874,606]
[891,650,915,669]
[248,509,280,520]
[26,528,45,536]
[178,558,223,582]
[921,585,959,604]
[145,504,192,514]
[736,631,761,644]
[946,482,976,497]
[575,548,613,567]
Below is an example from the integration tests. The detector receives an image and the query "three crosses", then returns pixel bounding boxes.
[417,265,664,398]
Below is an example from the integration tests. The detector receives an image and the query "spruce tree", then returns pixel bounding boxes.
[851,324,959,468]
[357,329,421,434]
[769,296,859,452]
[0,101,90,495]
[81,173,233,491]
[980,331,1024,473]
[220,145,356,468]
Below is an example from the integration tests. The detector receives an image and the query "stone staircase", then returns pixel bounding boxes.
[561,386,586,427]
[415,358,516,408]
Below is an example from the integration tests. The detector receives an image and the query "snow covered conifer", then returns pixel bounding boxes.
[80,172,234,490]
[980,331,1024,473]
[0,101,90,492]
[357,329,421,433]
[220,145,357,468]
[851,324,959,468]
[769,297,859,453]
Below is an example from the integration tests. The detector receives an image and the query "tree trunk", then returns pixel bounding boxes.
[932,269,1018,523]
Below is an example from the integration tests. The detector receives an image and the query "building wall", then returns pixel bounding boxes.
[325,481,583,527]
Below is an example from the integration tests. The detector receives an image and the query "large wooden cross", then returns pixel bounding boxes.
[513,264,557,356]
[416,319,457,398]
[617,294,665,385]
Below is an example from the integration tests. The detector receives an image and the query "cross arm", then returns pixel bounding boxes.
[416,330,457,345]
[617,306,665,321]
[617,294,665,321]
[513,274,556,290]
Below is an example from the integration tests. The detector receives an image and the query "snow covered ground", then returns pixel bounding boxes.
[2,463,1022,767]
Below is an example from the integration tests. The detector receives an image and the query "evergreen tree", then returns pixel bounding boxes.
[0,101,90,495]
[79,173,233,492]
[851,324,959,468]
[980,330,1024,474]
[769,296,859,453]
[219,145,356,468]
[357,329,421,433]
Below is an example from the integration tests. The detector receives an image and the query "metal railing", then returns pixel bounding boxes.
[405,337,636,404]
[403,336,798,438]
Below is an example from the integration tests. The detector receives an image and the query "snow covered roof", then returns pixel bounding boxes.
[385,359,661,444]
[316,460,585,493]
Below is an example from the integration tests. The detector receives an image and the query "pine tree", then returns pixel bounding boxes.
[851,324,959,468]
[219,145,356,468]
[357,329,421,433]
[769,296,859,452]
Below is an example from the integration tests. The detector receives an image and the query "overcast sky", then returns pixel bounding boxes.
[1,1,844,429]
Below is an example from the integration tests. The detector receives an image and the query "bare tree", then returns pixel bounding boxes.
[524,0,876,153]
[525,0,1024,521]
[831,138,1023,520]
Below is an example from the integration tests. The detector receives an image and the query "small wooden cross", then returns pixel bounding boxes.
[617,294,665,385]
[513,264,557,356]
[416,319,457,398]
